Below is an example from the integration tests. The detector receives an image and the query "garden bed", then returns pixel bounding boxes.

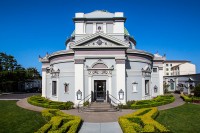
[36,109,82,133]
[131,95,175,109]
[119,107,170,133]
[28,95,74,110]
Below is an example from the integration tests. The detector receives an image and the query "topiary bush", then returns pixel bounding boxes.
[28,95,74,110]
[131,95,175,109]
[36,109,82,133]
[119,107,171,133]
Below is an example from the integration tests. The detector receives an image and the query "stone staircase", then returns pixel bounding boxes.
[83,102,119,112]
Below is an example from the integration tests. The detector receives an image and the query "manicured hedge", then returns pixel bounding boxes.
[28,95,74,110]
[180,94,200,103]
[180,94,192,102]
[118,107,171,133]
[131,95,175,109]
[36,109,82,133]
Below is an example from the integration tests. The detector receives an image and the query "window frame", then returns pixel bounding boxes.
[153,68,157,73]
[145,80,150,95]
[52,81,57,96]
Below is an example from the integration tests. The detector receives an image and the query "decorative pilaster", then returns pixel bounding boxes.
[115,59,126,104]
[74,59,84,105]
[159,67,164,95]
[42,68,46,97]
[88,75,92,102]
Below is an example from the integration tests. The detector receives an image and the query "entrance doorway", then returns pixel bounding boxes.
[94,80,106,102]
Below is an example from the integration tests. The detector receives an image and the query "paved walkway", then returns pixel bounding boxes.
[157,93,185,110]
[16,93,185,133]
[79,122,123,133]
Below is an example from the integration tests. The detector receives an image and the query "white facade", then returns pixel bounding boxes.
[40,10,164,105]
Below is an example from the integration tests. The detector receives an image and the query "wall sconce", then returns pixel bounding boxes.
[119,89,124,100]
[76,90,82,100]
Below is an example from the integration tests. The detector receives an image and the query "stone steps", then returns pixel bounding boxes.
[82,102,118,112]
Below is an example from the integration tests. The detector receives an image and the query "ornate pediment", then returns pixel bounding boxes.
[70,32,129,49]
[86,59,114,76]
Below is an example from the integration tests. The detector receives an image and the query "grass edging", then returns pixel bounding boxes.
[28,95,74,110]
[118,107,171,133]
[36,109,82,133]
[131,95,175,109]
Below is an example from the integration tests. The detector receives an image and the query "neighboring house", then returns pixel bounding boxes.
[39,10,164,105]
[163,60,196,76]
[171,62,196,76]
[163,60,197,93]
[18,79,42,92]
[164,74,200,93]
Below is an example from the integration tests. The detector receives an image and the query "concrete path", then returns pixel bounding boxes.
[17,98,44,112]
[79,122,123,133]
[157,93,185,110]
[62,109,134,123]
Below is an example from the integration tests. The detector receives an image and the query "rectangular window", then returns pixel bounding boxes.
[106,23,113,33]
[170,64,172,66]
[52,81,57,96]
[86,23,93,34]
[132,82,138,92]
[153,68,157,72]
[166,73,169,75]
[166,64,168,66]
[145,80,149,95]
[166,68,169,71]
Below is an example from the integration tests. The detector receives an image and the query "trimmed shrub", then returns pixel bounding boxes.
[131,95,175,109]
[36,109,82,133]
[118,107,171,133]
[122,100,136,109]
[180,94,200,103]
[180,94,192,102]
[28,95,74,110]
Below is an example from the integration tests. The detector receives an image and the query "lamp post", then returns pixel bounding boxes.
[185,78,194,95]
[119,89,124,100]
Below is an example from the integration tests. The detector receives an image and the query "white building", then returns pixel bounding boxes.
[163,60,196,76]
[39,10,164,105]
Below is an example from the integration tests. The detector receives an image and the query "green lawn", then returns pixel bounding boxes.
[0,101,46,133]
[156,103,200,133]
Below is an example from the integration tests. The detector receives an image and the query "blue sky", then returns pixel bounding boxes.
[1,0,200,73]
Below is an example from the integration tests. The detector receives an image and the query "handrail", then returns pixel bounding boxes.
[108,94,122,112]
[78,94,91,112]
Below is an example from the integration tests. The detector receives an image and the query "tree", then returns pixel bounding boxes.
[194,84,200,97]
[0,52,19,71]
[163,82,170,94]
[0,52,41,92]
